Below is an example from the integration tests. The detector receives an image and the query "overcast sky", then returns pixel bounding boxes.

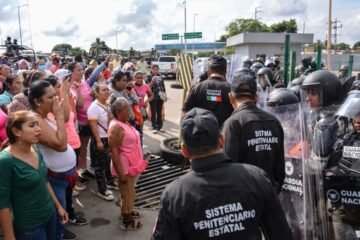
[1,0,359,52]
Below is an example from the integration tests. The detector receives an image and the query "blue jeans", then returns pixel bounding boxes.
[14,210,56,240]
[49,169,72,240]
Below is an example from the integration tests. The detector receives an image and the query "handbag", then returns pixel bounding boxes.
[132,104,143,126]
[139,107,148,121]
[159,91,167,102]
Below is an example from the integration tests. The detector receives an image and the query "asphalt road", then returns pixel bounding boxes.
[67,79,184,240]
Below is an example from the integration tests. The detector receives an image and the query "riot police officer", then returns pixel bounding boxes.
[152,108,293,240]
[338,64,349,80]
[300,70,342,239]
[250,62,264,76]
[326,91,360,240]
[222,75,285,193]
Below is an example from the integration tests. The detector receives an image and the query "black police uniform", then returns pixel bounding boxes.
[152,153,293,240]
[182,76,233,127]
[221,102,285,193]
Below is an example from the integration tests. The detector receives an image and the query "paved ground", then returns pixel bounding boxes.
[66,79,184,240]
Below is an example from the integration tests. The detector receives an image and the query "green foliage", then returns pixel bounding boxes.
[168,48,182,56]
[335,42,350,50]
[218,18,298,41]
[52,43,72,56]
[69,47,88,57]
[270,19,297,33]
[353,41,360,49]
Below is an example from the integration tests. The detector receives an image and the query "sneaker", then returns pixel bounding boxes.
[152,129,158,134]
[80,169,95,179]
[72,190,79,197]
[62,227,77,240]
[78,176,90,184]
[105,190,113,195]
[74,182,87,191]
[107,182,119,190]
[158,128,165,133]
[97,191,114,201]
[68,215,88,226]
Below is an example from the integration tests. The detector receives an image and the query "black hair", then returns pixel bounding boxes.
[152,64,159,69]
[44,75,59,87]
[84,67,94,80]
[5,74,18,86]
[24,70,43,87]
[6,111,30,144]
[68,61,79,72]
[208,56,227,75]
[74,55,83,62]
[185,143,219,156]
[25,80,52,109]
[111,70,126,87]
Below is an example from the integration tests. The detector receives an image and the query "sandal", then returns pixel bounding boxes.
[120,219,142,230]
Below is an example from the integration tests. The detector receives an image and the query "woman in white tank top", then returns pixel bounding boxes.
[27,80,76,240]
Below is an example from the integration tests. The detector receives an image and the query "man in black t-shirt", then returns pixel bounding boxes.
[152,108,292,240]
[182,56,233,127]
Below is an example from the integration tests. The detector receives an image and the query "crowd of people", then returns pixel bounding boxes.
[0,53,164,239]
[0,49,359,240]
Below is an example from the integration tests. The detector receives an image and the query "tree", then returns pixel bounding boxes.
[168,48,181,56]
[270,19,297,33]
[52,43,72,56]
[69,47,88,58]
[218,18,298,42]
[335,43,350,50]
[353,41,360,49]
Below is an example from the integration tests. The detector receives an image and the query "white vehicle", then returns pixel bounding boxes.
[154,56,177,79]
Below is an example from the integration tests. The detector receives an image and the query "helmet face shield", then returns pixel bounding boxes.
[257,74,271,91]
[300,84,323,109]
[335,90,360,120]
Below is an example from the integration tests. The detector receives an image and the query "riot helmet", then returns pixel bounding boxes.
[351,80,360,90]
[272,56,280,67]
[265,59,276,71]
[250,62,264,75]
[257,67,274,85]
[295,64,305,77]
[242,59,252,69]
[256,57,264,64]
[335,90,360,120]
[300,70,341,107]
[234,68,255,79]
[267,88,300,107]
[339,64,349,79]
[301,57,312,69]
[289,85,301,99]
[290,75,305,87]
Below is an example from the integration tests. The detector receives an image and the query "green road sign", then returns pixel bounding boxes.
[184,32,202,39]
[162,33,179,40]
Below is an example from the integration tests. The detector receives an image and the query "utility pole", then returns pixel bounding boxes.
[18,4,29,46]
[327,0,332,70]
[332,18,342,54]
[183,0,187,55]
[255,6,263,21]
[192,13,198,61]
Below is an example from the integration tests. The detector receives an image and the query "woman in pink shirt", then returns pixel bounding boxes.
[133,71,153,144]
[0,108,8,143]
[108,97,147,230]
[68,57,111,177]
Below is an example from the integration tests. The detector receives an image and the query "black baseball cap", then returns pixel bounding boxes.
[181,108,220,148]
[209,56,227,68]
[231,74,257,95]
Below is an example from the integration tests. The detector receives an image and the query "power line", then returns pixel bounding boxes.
[331,18,342,53]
